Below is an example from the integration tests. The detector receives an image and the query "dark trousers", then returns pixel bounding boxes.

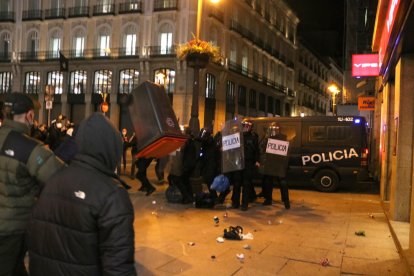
[122,149,127,171]
[0,234,28,276]
[262,175,290,208]
[168,174,193,202]
[155,157,168,181]
[231,168,252,208]
[136,158,154,190]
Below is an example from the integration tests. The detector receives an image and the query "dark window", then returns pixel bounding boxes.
[205,73,216,99]
[327,126,350,140]
[275,99,281,115]
[267,96,274,114]
[69,70,87,94]
[259,93,265,111]
[47,71,63,95]
[226,81,235,104]
[238,85,246,107]
[154,68,175,94]
[309,126,351,142]
[0,72,12,93]
[24,72,41,94]
[309,126,325,141]
[119,69,139,94]
[94,69,112,94]
[249,89,256,109]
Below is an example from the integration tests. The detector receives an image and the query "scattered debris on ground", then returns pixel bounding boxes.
[355,230,366,236]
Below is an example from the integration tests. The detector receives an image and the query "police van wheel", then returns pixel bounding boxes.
[314,169,339,192]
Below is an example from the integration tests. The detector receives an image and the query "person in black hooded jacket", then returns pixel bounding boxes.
[28,112,136,276]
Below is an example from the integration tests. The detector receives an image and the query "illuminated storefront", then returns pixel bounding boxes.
[372,0,414,266]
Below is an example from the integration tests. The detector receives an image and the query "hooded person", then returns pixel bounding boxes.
[28,113,136,276]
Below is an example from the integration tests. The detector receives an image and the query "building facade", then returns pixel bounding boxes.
[372,0,414,269]
[295,41,339,117]
[0,0,301,132]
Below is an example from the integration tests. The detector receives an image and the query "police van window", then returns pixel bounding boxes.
[309,126,326,141]
[327,126,350,140]
[309,126,351,142]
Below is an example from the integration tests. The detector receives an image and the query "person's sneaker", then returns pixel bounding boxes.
[241,206,248,211]
[262,200,272,206]
[284,203,290,209]
[157,179,166,184]
[145,186,156,196]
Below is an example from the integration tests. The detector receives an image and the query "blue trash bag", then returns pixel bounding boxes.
[211,174,230,193]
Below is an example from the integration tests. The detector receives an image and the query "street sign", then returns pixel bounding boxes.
[45,100,53,110]
[358,97,375,110]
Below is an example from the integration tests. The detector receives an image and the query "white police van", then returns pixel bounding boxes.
[248,116,370,192]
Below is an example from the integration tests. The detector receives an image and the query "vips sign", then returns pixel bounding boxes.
[222,133,241,151]
[352,54,380,77]
[358,97,375,110]
[266,139,289,156]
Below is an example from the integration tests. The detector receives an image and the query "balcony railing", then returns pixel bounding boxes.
[44,8,66,19]
[146,46,176,57]
[119,1,143,14]
[93,4,115,15]
[19,51,40,61]
[0,11,15,22]
[154,0,178,11]
[22,10,42,21]
[68,6,89,17]
[117,47,141,58]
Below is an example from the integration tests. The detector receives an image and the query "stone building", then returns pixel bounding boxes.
[0,0,300,132]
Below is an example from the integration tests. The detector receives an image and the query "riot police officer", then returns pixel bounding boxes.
[231,120,260,211]
[260,122,290,209]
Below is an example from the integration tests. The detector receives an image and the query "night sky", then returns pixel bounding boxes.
[285,0,345,67]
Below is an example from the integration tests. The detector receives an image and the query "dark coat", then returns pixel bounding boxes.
[28,113,136,276]
[200,136,219,184]
[0,120,64,236]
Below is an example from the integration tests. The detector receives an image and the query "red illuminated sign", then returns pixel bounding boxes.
[379,0,400,68]
[352,54,380,77]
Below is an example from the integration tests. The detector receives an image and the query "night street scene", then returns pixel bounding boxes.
[0,0,414,275]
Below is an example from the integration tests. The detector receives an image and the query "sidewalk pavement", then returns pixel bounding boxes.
[121,162,409,276]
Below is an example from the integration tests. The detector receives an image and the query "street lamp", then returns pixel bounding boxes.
[189,0,221,135]
[328,84,340,116]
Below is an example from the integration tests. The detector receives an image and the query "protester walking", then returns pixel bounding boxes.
[0,93,64,276]
[28,112,136,275]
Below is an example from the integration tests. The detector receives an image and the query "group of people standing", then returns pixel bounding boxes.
[166,119,291,211]
[0,93,136,275]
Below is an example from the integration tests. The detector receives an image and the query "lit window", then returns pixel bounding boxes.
[47,71,63,94]
[125,34,136,55]
[154,68,175,94]
[119,69,139,94]
[69,70,87,94]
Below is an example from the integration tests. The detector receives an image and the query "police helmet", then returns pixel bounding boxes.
[199,127,212,141]
[242,120,253,132]
[268,122,280,137]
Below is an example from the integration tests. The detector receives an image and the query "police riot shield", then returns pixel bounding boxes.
[221,119,244,173]
[259,132,290,177]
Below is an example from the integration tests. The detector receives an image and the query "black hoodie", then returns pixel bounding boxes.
[28,113,136,276]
